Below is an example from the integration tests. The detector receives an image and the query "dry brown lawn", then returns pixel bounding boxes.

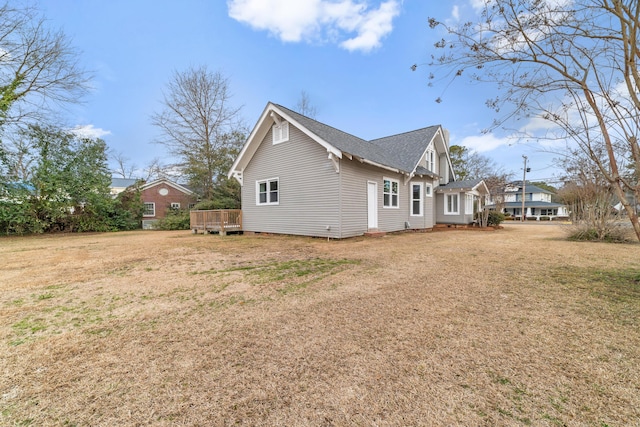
[1,224,639,426]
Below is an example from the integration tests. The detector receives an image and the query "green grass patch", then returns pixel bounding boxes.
[191,258,359,298]
[10,316,47,345]
[8,300,109,345]
[12,317,47,334]
[487,371,533,424]
[542,413,566,426]
[245,259,357,283]
[550,266,640,307]
[192,258,358,278]
[585,268,640,302]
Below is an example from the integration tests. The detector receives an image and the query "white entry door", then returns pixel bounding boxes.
[367,181,378,230]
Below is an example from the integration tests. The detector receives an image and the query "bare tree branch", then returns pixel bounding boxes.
[0,2,91,131]
[151,66,245,200]
[426,0,640,240]
[295,90,318,119]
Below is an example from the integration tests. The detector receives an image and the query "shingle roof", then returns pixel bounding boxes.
[488,201,564,208]
[110,178,137,188]
[275,104,440,175]
[370,126,440,173]
[414,166,438,178]
[438,178,485,190]
[505,182,554,194]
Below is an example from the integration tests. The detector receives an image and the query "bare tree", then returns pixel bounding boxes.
[140,158,168,182]
[0,2,90,131]
[1,134,36,181]
[110,150,138,179]
[295,90,318,119]
[423,0,640,240]
[151,66,245,200]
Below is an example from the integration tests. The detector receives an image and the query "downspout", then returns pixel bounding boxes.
[338,158,342,239]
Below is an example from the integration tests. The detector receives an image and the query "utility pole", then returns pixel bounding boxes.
[521,155,528,222]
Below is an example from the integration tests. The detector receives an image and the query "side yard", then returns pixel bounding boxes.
[1,225,639,425]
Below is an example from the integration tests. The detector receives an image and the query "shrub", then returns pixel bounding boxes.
[192,199,238,210]
[110,187,144,231]
[487,211,506,226]
[192,200,219,210]
[566,223,632,243]
[154,208,190,230]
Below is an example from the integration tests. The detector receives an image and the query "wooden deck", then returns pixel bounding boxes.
[190,210,242,235]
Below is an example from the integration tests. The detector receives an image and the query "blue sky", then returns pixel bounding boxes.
[37,0,562,183]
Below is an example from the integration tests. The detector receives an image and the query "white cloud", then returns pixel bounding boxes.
[70,124,111,139]
[451,5,460,20]
[469,0,489,11]
[459,133,512,152]
[228,0,401,52]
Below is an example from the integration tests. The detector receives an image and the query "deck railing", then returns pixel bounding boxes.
[190,209,242,235]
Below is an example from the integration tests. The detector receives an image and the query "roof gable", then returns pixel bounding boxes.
[229,101,452,181]
[438,178,489,195]
[140,178,194,195]
[370,126,439,172]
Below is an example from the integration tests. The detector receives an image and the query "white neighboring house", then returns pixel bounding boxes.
[487,182,569,220]
[109,178,138,197]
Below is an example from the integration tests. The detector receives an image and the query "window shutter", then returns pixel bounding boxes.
[272,122,289,144]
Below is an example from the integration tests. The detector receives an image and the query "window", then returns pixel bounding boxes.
[171,202,181,209]
[465,194,473,214]
[143,202,155,217]
[425,183,433,197]
[411,183,423,216]
[427,149,436,172]
[256,178,279,205]
[188,203,196,209]
[445,194,459,215]
[383,178,399,208]
[272,121,289,144]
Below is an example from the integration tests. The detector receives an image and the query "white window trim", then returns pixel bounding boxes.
[410,182,423,217]
[143,202,155,217]
[445,193,459,215]
[425,183,433,197]
[427,148,436,172]
[272,121,289,145]
[171,202,181,209]
[383,177,400,209]
[256,178,280,206]
[466,194,474,214]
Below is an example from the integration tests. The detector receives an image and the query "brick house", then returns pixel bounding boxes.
[140,179,198,229]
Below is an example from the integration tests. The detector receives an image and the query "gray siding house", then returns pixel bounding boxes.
[229,102,488,238]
